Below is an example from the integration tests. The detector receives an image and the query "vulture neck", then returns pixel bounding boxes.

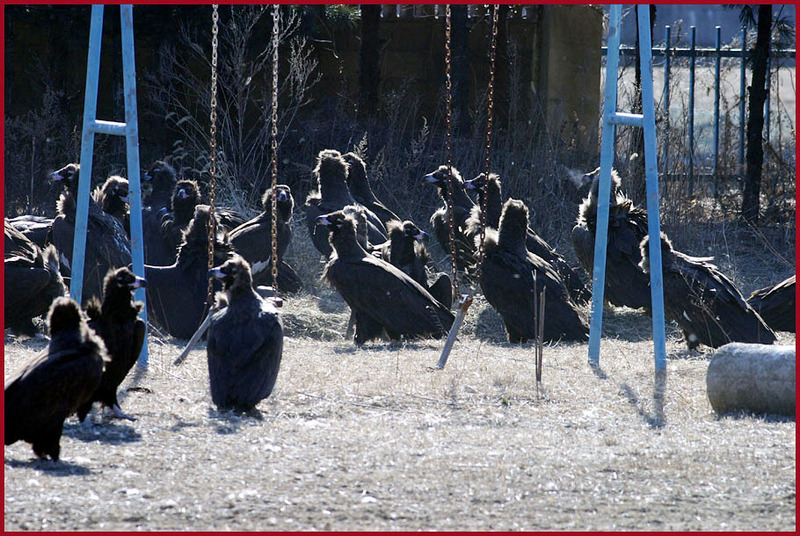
[331,226,366,259]
[320,175,355,206]
[497,215,529,256]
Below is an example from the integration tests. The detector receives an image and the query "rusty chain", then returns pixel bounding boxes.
[444,5,458,302]
[269,4,280,295]
[205,4,219,310]
[476,5,499,282]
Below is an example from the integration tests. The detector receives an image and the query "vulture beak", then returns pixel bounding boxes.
[463,179,476,190]
[177,188,189,199]
[129,276,147,289]
[48,171,64,182]
[120,195,130,203]
[422,173,438,184]
[415,230,430,243]
[315,215,331,226]
[208,267,225,279]
[277,190,289,202]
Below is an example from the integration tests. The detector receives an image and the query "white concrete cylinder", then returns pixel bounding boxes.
[706,343,795,417]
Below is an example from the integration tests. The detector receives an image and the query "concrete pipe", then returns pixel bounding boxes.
[706,343,795,417]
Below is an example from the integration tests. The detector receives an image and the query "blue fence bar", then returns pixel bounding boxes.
[739,26,747,178]
[712,26,721,197]
[688,26,696,196]
[663,25,671,173]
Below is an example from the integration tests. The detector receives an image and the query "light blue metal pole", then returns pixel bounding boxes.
[587,4,622,367]
[662,25,670,173]
[638,6,667,373]
[71,5,105,304]
[712,26,721,197]
[687,26,696,196]
[120,5,149,367]
[739,26,747,177]
[74,5,148,366]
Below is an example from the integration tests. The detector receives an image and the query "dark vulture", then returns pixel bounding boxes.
[77,267,146,423]
[479,199,589,343]
[142,160,184,266]
[206,255,283,412]
[318,210,454,345]
[229,184,302,293]
[379,219,453,309]
[747,275,796,333]
[640,233,777,350]
[465,172,591,305]
[304,149,387,259]
[92,174,130,232]
[145,204,231,339]
[342,151,401,226]
[4,297,108,461]
[8,214,53,249]
[160,179,202,255]
[422,165,478,272]
[571,167,651,310]
[47,163,132,303]
[4,221,67,336]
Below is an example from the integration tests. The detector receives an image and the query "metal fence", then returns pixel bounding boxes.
[605,25,796,194]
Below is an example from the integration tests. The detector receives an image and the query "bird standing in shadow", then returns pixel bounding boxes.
[378,219,453,309]
[465,172,591,306]
[318,210,454,345]
[207,255,283,412]
[5,297,109,461]
[571,167,650,310]
[92,175,130,233]
[145,204,231,340]
[229,184,302,293]
[479,199,589,343]
[4,221,67,337]
[304,149,387,259]
[160,178,202,256]
[78,267,146,424]
[342,151,401,226]
[640,233,777,350]
[47,163,132,303]
[423,164,478,272]
[141,160,180,266]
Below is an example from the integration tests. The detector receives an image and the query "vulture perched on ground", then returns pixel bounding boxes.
[77,267,146,423]
[206,255,283,412]
[465,172,591,305]
[342,152,401,226]
[8,214,53,249]
[4,297,108,461]
[160,179,202,255]
[423,164,478,272]
[479,199,589,343]
[145,204,231,339]
[141,160,180,266]
[304,149,387,259]
[92,175,130,232]
[47,163,132,303]
[229,184,302,293]
[747,275,796,333]
[318,210,454,345]
[378,219,453,309]
[640,233,777,350]
[571,167,651,310]
[4,221,67,336]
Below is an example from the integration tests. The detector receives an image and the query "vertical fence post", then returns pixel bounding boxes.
[712,26,721,197]
[739,25,747,178]
[662,25,670,174]
[687,26,696,196]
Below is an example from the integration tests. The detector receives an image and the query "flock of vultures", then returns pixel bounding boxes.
[4,148,795,461]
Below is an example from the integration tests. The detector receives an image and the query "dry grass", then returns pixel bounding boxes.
[3,285,796,531]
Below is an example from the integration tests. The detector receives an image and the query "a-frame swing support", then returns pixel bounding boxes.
[588,5,666,372]
[71,4,149,367]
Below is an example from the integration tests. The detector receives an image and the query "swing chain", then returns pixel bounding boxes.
[444,5,458,302]
[269,4,280,294]
[476,5,499,281]
[206,4,220,310]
